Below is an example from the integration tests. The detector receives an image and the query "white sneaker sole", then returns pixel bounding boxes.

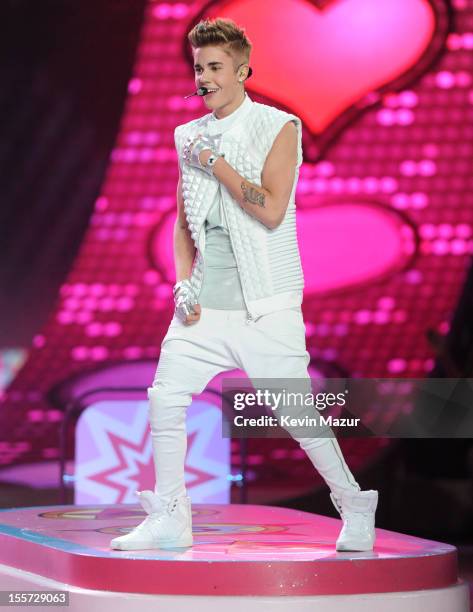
[336,539,375,552]
[111,539,159,551]
[110,533,193,551]
[156,534,193,549]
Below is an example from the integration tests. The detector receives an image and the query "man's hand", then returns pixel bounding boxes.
[182,302,201,325]
[182,133,221,176]
[173,279,202,325]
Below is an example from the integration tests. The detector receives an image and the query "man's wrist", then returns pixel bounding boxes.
[199,150,213,166]
[199,151,225,177]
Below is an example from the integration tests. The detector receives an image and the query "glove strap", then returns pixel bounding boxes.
[204,152,224,175]
[173,279,191,297]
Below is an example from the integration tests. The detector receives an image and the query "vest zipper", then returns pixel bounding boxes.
[218,185,255,325]
[195,226,205,303]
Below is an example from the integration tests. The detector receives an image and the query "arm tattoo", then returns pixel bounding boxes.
[241,181,265,207]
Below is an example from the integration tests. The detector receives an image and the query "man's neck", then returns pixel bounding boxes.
[213,91,246,120]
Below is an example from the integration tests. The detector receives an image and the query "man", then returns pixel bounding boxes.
[111,17,378,552]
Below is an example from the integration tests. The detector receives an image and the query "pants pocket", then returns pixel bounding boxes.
[255,308,305,341]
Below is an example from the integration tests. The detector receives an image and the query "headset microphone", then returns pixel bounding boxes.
[184,87,210,99]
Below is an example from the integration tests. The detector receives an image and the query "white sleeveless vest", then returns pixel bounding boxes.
[174,93,304,322]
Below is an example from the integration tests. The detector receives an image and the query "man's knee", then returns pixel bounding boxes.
[147,385,191,431]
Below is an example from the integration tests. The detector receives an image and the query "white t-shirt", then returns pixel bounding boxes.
[198,192,246,310]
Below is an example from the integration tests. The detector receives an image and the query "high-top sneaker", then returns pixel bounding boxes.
[110,490,193,550]
[330,489,378,552]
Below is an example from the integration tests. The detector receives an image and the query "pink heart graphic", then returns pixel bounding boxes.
[151,203,415,294]
[203,0,437,135]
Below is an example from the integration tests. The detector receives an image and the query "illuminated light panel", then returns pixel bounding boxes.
[0,0,471,479]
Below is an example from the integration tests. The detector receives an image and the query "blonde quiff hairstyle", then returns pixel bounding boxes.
[187,17,252,75]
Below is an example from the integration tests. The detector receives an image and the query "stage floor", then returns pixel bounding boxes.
[0,502,469,611]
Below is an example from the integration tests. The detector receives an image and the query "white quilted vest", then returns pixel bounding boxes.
[174,92,304,322]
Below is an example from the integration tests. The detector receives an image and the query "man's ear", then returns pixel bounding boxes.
[242,65,252,80]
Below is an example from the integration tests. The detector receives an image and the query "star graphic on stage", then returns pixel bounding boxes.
[74,399,230,504]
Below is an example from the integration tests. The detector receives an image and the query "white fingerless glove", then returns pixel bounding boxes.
[173,279,198,322]
[182,133,224,177]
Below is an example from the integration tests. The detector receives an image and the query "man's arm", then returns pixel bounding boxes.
[173,163,196,282]
[202,120,298,230]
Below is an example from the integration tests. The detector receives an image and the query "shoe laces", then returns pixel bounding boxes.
[140,496,180,519]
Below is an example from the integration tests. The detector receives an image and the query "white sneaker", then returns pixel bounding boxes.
[110,490,193,550]
[330,489,378,552]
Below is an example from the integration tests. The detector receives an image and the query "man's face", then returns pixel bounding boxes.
[192,45,243,108]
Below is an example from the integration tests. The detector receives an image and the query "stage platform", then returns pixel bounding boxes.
[0,503,469,611]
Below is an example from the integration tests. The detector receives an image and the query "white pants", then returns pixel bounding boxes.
[148,306,360,502]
